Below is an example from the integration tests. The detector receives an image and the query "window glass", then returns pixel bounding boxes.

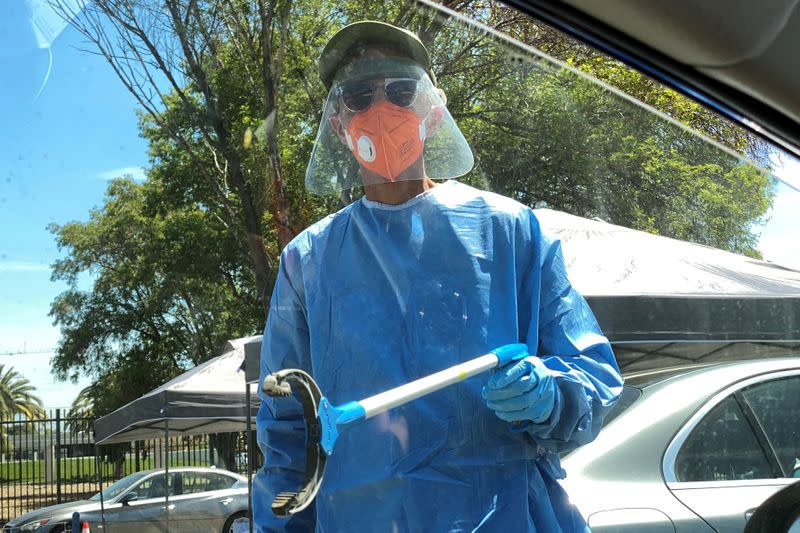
[132,475,159,499]
[90,471,150,501]
[741,376,800,478]
[130,473,177,499]
[675,396,772,481]
[211,473,239,490]
[180,472,234,494]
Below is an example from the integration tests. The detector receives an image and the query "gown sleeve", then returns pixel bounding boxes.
[254,244,316,532]
[518,210,624,455]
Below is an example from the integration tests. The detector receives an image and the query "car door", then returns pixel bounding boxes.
[173,471,244,533]
[102,473,176,533]
[665,372,800,532]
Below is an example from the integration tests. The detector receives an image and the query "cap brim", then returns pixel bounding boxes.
[320,21,432,90]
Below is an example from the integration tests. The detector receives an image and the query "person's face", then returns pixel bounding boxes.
[328,75,436,145]
[327,48,442,144]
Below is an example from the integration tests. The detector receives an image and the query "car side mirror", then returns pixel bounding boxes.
[120,493,139,506]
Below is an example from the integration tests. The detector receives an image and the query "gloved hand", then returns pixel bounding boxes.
[482,356,557,424]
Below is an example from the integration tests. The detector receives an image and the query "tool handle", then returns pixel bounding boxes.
[359,343,529,417]
[318,343,528,454]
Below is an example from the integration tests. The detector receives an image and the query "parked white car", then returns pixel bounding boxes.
[562,358,800,532]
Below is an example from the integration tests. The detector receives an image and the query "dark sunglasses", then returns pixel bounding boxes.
[336,78,421,112]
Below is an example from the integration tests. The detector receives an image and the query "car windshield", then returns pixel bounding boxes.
[89,471,150,501]
[2,0,799,530]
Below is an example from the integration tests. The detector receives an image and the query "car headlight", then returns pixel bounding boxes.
[18,519,50,531]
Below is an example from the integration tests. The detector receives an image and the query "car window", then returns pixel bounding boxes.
[130,473,177,499]
[740,376,800,478]
[90,471,150,501]
[130,476,160,499]
[675,396,772,482]
[180,472,236,494]
[212,473,240,490]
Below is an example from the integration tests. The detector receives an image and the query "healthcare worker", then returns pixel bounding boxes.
[255,20,623,532]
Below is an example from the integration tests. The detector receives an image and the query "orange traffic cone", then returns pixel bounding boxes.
[80,521,91,533]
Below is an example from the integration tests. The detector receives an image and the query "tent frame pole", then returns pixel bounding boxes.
[95,445,107,530]
[165,419,170,533]
[246,383,254,533]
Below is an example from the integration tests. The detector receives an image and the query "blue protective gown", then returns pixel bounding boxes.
[255,180,623,532]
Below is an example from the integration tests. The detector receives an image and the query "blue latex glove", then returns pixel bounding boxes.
[482,356,557,424]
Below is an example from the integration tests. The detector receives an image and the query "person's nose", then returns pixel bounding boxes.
[372,83,388,104]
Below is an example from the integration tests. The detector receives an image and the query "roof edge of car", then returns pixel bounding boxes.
[624,357,800,388]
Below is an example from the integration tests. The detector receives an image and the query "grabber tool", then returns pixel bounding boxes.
[261,342,529,516]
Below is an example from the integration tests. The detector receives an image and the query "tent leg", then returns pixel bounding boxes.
[165,420,170,533]
[95,445,107,531]
[246,384,254,533]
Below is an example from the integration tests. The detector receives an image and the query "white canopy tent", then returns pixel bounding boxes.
[92,336,263,533]
[93,336,262,445]
[239,209,800,377]
[534,208,800,371]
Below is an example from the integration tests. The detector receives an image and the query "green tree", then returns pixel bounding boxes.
[0,364,45,450]
[50,0,303,312]
[66,385,94,433]
[452,55,773,256]
[0,365,45,420]
[50,177,262,409]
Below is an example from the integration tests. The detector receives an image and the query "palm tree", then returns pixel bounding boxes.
[0,364,45,452]
[0,364,45,420]
[66,384,95,432]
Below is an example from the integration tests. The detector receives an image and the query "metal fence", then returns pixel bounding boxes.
[0,410,260,525]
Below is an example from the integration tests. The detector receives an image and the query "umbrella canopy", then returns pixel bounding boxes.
[94,336,262,445]
[534,209,800,370]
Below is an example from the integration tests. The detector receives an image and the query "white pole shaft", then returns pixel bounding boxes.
[359,353,498,419]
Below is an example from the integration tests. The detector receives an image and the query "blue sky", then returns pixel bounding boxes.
[0,2,147,410]
[760,164,800,270]
[0,1,799,411]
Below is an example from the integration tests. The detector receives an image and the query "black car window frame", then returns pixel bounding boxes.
[674,395,773,482]
[738,376,800,478]
[664,368,800,484]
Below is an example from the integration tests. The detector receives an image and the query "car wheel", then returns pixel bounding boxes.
[221,511,247,533]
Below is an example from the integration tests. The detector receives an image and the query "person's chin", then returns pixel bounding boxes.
[362,173,396,188]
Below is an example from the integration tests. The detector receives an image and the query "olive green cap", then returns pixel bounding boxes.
[319,21,435,90]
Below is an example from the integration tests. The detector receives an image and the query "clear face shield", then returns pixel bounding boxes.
[305,57,474,195]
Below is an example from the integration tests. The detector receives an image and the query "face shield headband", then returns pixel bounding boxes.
[305,58,474,195]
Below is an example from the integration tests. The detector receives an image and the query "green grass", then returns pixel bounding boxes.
[1,454,214,483]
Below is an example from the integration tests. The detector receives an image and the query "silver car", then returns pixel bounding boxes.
[2,467,249,533]
[562,358,800,532]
